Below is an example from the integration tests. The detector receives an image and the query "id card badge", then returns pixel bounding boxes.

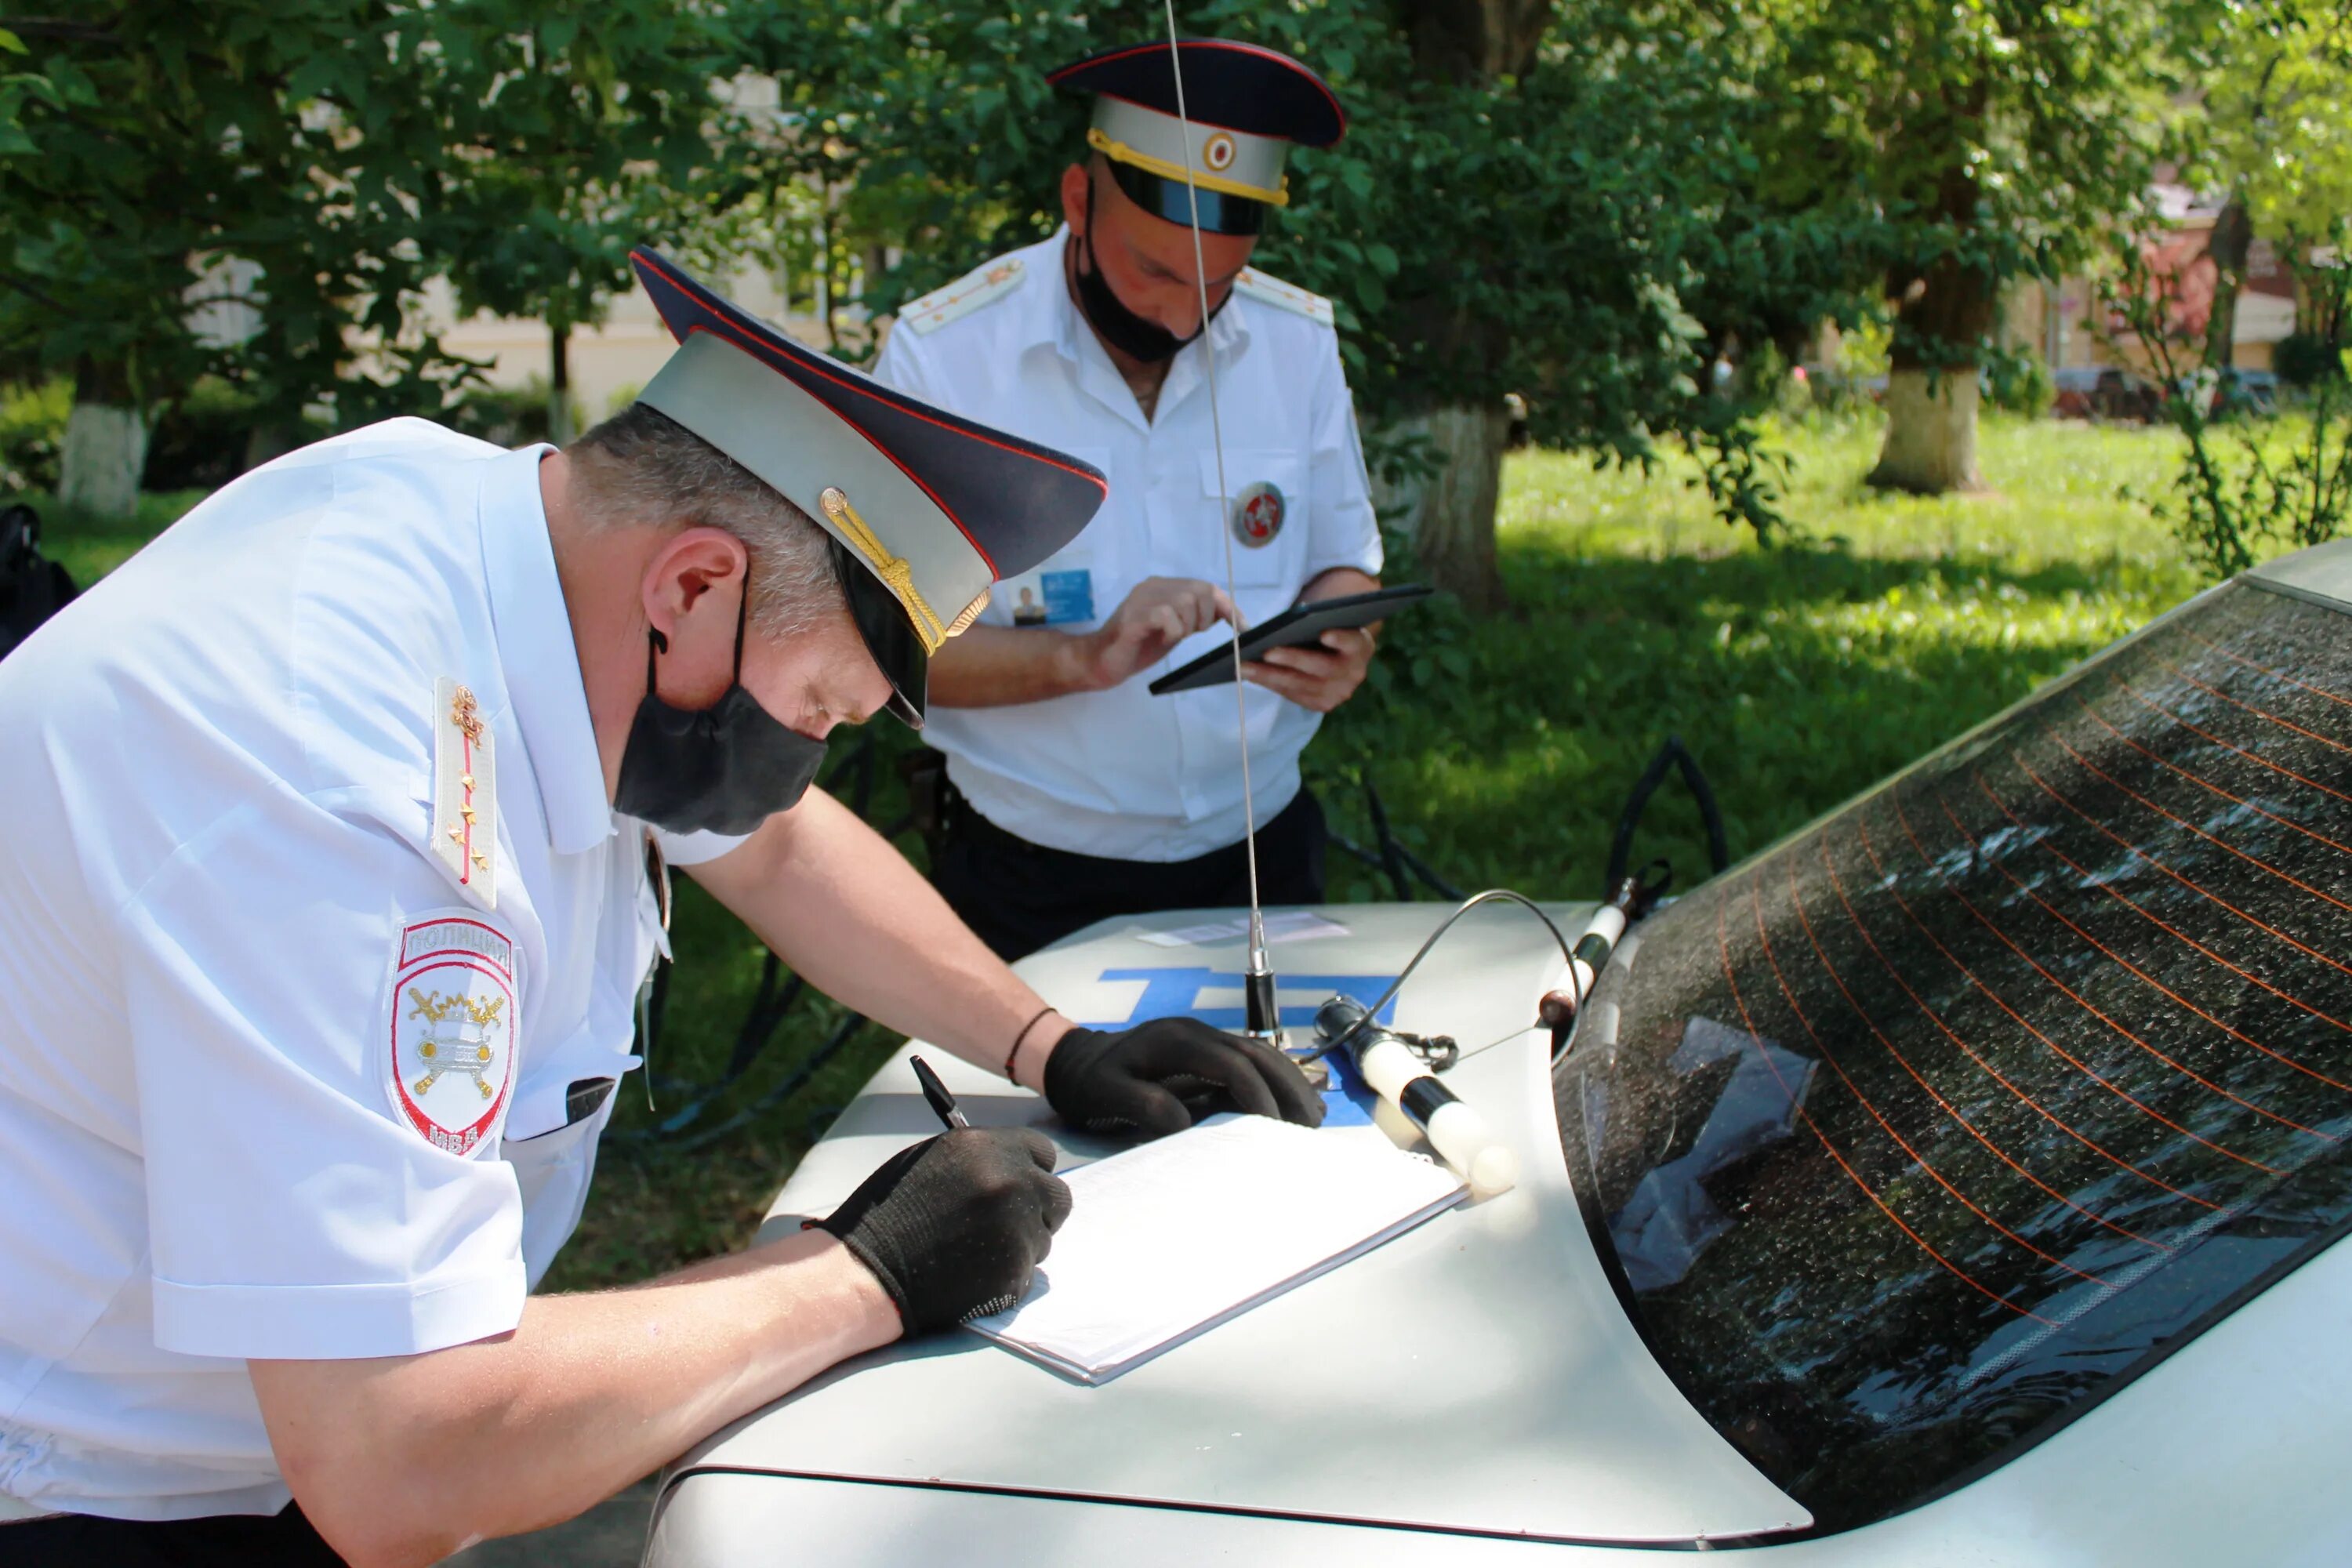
[1003,565,1095,626]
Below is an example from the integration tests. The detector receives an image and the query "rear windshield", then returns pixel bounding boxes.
[1557,580,2352,1534]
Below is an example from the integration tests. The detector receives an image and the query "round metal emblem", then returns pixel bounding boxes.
[1232,481,1286,548]
[1202,132,1237,172]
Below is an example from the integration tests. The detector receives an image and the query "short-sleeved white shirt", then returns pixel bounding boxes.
[873,230,1383,862]
[0,420,725,1521]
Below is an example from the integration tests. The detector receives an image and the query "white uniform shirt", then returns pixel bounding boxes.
[0,420,724,1522]
[873,230,1382,862]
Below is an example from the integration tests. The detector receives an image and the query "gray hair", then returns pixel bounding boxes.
[565,402,843,639]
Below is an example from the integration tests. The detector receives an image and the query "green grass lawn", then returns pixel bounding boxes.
[21,411,2260,1290]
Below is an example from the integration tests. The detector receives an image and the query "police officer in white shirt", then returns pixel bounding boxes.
[873,40,1385,960]
[0,252,1320,1566]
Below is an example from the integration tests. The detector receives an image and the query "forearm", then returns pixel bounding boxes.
[692,787,1069,1087]
[1302,565,1379,601]
[927,622,1102,707]
[252,1229,895,1568]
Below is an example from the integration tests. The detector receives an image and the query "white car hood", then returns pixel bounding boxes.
[667,903,1809,1545]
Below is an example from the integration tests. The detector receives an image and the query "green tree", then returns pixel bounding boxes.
[811,0,1772,608]
[1740,0,2187,495]
[432,5,735,446]
[0,4,481,514]
[2187,0,2352,367]
[0,2,736,514]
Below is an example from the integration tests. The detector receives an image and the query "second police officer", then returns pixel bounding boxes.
[873,40,1388,960]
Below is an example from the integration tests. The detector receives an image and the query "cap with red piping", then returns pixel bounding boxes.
[1050,38,1346,236]
[629,249,1107,728]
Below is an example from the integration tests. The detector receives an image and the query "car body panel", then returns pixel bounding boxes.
[648,899,2352,1563]
[650,1199,2352,1567]
[648,540,2352,1563]
[657,905,1809,1547]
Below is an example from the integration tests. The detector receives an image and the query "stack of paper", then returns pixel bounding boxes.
[967,1114,1468,1384]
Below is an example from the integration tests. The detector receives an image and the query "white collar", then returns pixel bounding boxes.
[477,445,612,855]
[1040,225,1253,423]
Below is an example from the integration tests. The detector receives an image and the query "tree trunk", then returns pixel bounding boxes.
[2202,194,2252,373]
[1383,404,1512,612]
[1868,88,1996,495]
[58,360,150,518]
[1868,371,1984,493]
[548,323,575,447]
[1387,0,1547,614]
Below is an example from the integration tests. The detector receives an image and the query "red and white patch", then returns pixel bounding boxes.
[384,913,518,1156]
[1232,480,1286,548]
[1202,132,1238,172]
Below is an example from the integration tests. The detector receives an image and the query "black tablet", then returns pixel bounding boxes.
[1147,584,1432,695]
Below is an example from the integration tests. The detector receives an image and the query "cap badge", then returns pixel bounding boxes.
[1232,481,1286,548]
[1203,132,1237,172]
[820,485,949,652]
[383,913,518,1156]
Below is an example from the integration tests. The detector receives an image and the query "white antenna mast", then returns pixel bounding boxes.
[1158,3,1280,1044]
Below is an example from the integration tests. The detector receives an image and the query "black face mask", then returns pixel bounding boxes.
[613,586,829,838]
[1073,172,1220,365]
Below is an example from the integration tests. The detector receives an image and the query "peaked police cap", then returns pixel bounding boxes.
[1050,39,1347,236]
[630,249,1108,728]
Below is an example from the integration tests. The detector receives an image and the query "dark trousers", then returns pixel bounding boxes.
[934,787,1327,961]
[8,1501,345,1565]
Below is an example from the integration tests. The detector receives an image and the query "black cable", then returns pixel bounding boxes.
[1605,735,1730,897]
[1298,888,1586,1066]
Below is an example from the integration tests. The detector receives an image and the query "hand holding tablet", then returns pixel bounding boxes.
[1147,585,1433,695]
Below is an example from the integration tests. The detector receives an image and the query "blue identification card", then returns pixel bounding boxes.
[1007,568,1095,626]
[1040,569,1094,624]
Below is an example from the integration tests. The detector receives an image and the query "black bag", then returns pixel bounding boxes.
[0,501,77,659]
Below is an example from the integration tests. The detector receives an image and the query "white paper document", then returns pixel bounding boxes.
[967,1114,1468,1385]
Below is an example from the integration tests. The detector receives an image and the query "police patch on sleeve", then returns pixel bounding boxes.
[384,912,519,1156]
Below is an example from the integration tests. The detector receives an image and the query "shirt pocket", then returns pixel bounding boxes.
[1200,449,1311,591]
[996,448,1115,630]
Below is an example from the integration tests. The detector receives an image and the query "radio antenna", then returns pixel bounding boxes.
[1158,3,1279,1044]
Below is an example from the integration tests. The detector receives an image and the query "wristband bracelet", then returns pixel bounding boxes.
[1004,1006,1056,1083]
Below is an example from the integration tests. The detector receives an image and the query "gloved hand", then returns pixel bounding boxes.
[815,1127,1072,1334]
[1043,1017,1327,1140]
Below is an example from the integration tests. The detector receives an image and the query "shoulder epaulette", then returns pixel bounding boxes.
[431,677,497,909]
[898,257,1027,336]
[1232,267,1334,328]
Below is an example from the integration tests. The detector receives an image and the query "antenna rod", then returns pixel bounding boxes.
[1158,2,1279,1043]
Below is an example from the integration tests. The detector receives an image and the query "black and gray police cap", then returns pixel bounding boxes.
[629,249,1108,729]
[1049,38,1346,237]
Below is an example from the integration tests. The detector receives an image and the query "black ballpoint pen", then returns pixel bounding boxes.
[910,1054,969,1130]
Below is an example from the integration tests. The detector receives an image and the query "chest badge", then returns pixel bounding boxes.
[432,677,497,909]
[1232,481,1286,549]
[385,913,519,1156]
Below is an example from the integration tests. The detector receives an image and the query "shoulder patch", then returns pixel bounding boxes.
[899,257,1027,336]
[1232,267,1334,328]
[432,677,496,909]
[384,912,518,1156]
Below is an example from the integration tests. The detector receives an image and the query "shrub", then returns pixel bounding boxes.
[444,379,585,448]
[2276,332,2347,388]
[0,379,71,492]
[144,378,281,493]
[1984,351,2056,418]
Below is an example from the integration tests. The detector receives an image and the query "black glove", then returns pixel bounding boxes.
[1043,1017,1327,1141]
[815,1127,1072,1334]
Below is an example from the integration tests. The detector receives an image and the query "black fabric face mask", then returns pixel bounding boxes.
[613,585,829,838]
[1073,172,1221,365]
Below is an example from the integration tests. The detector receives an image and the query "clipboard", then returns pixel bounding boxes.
[1148,584,1432,695]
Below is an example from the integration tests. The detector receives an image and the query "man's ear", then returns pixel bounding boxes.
[1059,162,1092,236]
[640,526,749,654]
